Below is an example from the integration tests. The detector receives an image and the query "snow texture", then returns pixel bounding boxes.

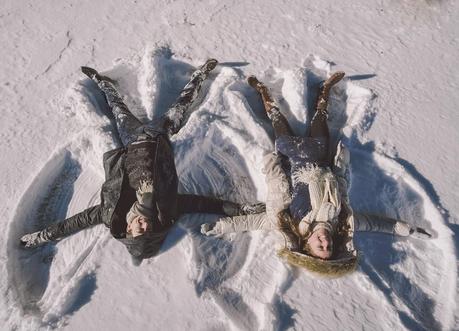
[1,0,458,330]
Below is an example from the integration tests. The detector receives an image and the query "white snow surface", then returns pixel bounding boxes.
[1,0,458,330]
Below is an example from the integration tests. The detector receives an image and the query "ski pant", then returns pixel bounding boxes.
[98,68,208,146]
[254,82,331,171]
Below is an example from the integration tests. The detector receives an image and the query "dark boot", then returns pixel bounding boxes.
[199,58,218,75]
[248,75,294,137]
[81,66,116,84]
[315,71,345,115]
[247,75,278,117]
[247,75,262,90]
[160,59,219,136]
[81,66,102,83]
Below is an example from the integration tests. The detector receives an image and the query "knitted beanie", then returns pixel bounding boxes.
[126,180,156,224]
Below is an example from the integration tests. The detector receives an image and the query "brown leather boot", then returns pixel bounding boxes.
[315,71,345,114]
[247,75,279,117]
[248,75,294,137]
[247,75,262,90]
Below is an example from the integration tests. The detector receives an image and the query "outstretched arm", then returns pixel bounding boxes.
[20,205,104,248]
[177,194,265,216]
[201,152,291,237]
[353,212,431,238]
[201,213,274,236]
[177,194,227,215]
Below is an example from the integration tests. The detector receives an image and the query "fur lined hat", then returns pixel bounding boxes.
[277,207,359,278]
[278,248,358,278]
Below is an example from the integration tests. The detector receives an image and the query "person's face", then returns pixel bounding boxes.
[306,228,333,259]
[127,216,150,238]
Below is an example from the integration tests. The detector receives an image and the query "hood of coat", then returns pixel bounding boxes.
[117,229,169,263]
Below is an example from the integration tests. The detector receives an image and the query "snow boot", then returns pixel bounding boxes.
[81,66,116,84]
[247,75,262,90]
[200,58,218,73]
[81,66,102,83]
[247,75,279,117]
[315,71,345,115]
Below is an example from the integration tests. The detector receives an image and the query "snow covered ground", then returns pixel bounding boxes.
[1,0,458,330]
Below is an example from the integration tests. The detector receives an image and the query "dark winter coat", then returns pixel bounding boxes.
[44,134,226,259]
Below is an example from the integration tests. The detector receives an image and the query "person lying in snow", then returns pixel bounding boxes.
[20,59,264,264]
[201,72,432,277]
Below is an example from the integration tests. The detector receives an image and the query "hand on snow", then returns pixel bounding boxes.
[222,201,266,216]
[394,221,432,239]
[239,203,266,215]
[201,223,221,237]
[20,231,49,248]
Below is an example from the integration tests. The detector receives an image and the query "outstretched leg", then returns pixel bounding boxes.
[82,66,143,146]
[310,71,345,139]
[159,59,218,136]
[247,76,294,138]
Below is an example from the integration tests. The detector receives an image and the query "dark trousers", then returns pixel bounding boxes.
[98,68,208,146]
[257,84,329,146]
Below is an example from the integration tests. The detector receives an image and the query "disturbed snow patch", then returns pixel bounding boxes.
[4,48,455,330]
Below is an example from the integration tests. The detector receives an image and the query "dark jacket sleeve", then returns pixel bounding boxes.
[154,135,179,228]
[176,194,226,215]
[43,205,103,241]
[353,212,398,234]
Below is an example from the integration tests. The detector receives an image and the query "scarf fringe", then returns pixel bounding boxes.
[291,165,336,185]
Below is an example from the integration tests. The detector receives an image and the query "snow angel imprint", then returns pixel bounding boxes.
[20,59,263,265]
[201,72,432,278]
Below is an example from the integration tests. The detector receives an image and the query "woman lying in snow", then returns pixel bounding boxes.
[201,72,431,277]
[20,59,263,264]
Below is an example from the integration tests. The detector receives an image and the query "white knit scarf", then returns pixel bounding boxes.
[293,165,342,235]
